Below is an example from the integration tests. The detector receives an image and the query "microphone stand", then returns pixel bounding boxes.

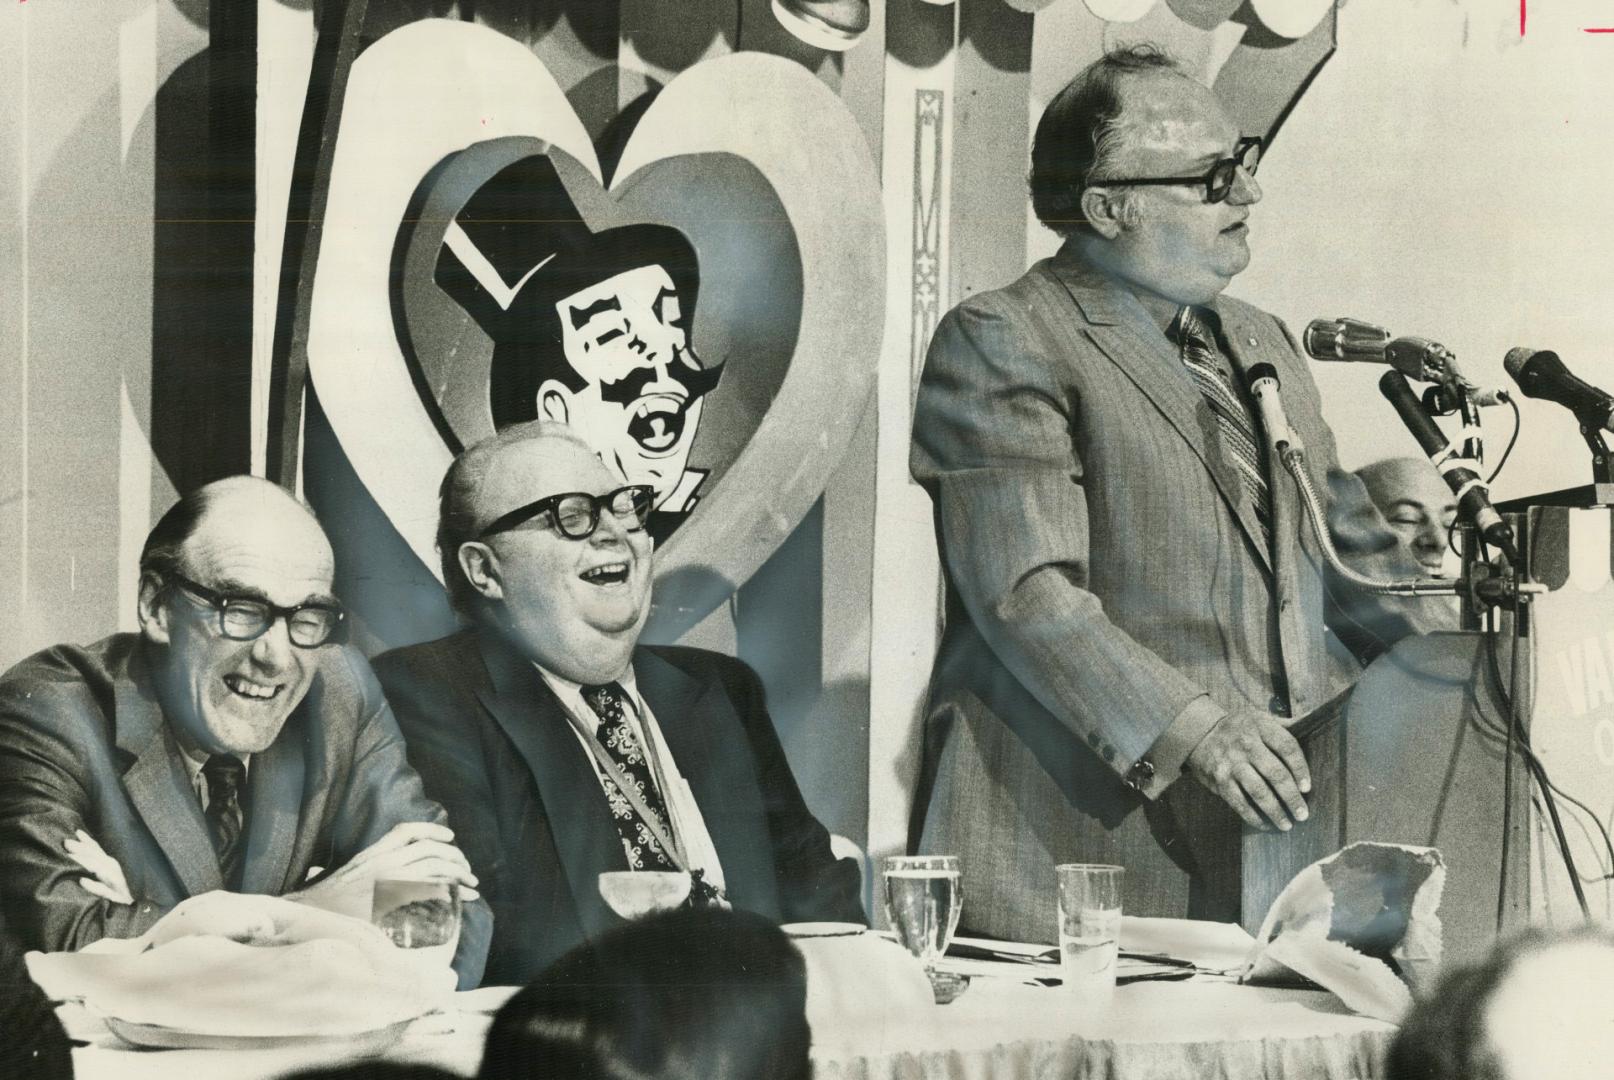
[1269,403,1545,607]
[1495,421,1614,512]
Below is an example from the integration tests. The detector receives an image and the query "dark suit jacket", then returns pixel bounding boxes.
[373,629,864,985]
[910,246,1429,940]
[0,634,490,987]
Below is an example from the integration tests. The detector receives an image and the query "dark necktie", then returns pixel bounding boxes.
[201,754,246,889]
[1175,307,1273,545]
[581,683,679,873]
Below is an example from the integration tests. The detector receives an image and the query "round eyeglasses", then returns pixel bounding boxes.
[164,571,345,648]
[1088,136,1263,205]
[479,485,655,542]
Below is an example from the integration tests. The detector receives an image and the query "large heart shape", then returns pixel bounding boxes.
[307,20,885,639]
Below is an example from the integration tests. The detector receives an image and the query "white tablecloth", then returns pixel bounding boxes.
[67,976,1392,1080]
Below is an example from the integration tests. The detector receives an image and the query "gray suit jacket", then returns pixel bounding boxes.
[910,246,1423,940]
[0,634,491,987]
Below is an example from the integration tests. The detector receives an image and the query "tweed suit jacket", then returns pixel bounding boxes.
[373,629,865,986]
[0,634,492,987]
[909,245,1424,940]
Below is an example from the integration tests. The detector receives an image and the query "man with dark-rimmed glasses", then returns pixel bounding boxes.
[0,476,490,986]
[909,44,1429,943]
[373,421,863,985]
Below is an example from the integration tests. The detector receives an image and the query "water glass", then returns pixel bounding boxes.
[372,878,461,950]
[881,855,962,970]
[1056,864,1123,1004]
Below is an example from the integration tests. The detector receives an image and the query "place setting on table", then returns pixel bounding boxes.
[33,874,499,1079]
[38,842,1442,1079]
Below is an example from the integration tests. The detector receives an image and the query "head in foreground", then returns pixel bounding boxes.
[1032,44,1263,306]
[479,906,810,1080]
[1386,923,1614,1080]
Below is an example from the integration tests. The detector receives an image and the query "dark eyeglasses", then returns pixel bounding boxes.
[1089,136,1263,205]
[164,571,345,648]
[479,485,655,542]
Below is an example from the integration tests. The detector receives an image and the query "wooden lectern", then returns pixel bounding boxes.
[1242,632,1532,967]
[1244,503,1614,968]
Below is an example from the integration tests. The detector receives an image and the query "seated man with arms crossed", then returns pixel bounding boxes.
[374,421,863,985]
[0,477,489,986]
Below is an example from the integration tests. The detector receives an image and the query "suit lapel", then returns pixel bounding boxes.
[634,650,779,917]
[473,632,626,940]
[239,706,307,895]
[1047,253,1273,573]
[114,650,224,896]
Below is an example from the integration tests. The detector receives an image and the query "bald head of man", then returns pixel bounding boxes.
[1357,457,1458,577]
[135,476,343,757]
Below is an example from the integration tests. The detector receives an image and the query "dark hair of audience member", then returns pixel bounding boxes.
[479,906,810,1080]
[1385,923,1614,1080]
[279,1064,461,1080]
[0,923,75,1079]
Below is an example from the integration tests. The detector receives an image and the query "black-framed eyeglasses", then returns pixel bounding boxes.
[1088,136,1263,204]
[164,571,345,648]
[479,485,655,542]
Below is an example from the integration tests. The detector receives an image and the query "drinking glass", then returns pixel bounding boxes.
[372,878,461,950]
[881,855,963,972]
[1056,864,1124,1005]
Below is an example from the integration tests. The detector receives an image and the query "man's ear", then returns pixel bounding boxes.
[136,571,171,645]
[458,542,504,602]
[537,381,571,425]
[1079,186,1129,241]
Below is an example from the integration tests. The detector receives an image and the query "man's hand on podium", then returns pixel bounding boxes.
[1186,710,1312,831]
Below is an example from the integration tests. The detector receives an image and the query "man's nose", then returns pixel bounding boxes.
[249,617,296,670]
[1228,166,1261,206]
[1414,519,1446,553]
[591,507,631,546]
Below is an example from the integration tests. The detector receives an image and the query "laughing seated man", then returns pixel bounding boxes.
[373,421,863,985]
[0,477,489,987]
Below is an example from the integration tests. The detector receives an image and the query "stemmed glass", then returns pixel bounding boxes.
[882,855,963,997]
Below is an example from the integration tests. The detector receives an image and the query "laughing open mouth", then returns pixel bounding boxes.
[627,395,692,455]
[224,674,282,701]
[580,562,631,586]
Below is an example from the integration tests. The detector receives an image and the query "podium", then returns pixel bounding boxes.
[1244,505,1614,967]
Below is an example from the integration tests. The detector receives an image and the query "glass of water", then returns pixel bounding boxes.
[1056,864,1124,1006]
[372,878,461,950]
[882,855,963,972]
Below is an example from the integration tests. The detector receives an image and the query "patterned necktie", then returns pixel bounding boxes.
[1175,307,1273,545]
[201,754,246,888]
[580,682,679,873]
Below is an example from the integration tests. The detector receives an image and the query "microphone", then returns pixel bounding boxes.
[1379,371,1518,563]
[1305,317,1510,406]
[1245,362,1301,458]
[1503,348,1614,433]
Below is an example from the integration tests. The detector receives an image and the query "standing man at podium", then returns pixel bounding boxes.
[909,45,1427,940]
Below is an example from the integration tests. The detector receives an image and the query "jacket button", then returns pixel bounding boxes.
[1269,695,1290,717]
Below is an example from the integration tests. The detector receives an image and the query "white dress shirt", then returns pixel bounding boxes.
[534,664,727,891]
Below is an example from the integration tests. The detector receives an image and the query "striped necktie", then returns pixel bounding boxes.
[1174,307,1272,545]
[202,754,247,889]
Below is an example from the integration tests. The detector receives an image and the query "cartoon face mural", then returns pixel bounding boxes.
[420,150,723,543]
[550,264,706,499]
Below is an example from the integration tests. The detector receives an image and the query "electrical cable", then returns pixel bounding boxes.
[1484,609,1591,921]
[1487,395,1522,483]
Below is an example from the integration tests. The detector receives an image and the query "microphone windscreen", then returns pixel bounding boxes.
[1502,347,1540,379]
[1246,362,1280,386]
